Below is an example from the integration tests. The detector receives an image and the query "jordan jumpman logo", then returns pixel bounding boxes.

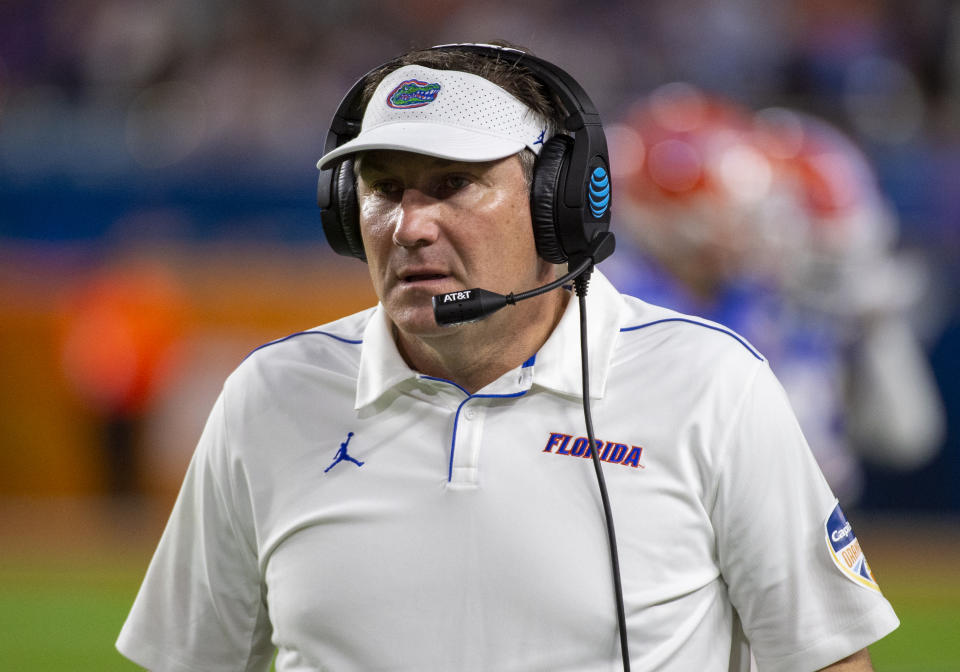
[325,432,364,473]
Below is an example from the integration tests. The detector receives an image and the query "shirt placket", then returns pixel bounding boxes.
[416,367,534,490]
[447,398,486,489]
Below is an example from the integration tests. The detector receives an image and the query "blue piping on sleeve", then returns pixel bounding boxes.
[620,317,764,361]
[243,329,362,362]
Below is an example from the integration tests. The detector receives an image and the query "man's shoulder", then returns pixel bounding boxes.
[614,293,765,368]
[230,307,376,383]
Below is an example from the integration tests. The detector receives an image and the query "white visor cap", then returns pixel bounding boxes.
[316,65,548,170]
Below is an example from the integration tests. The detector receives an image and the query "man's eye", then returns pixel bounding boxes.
[443,175,471,191]
[370,180,400,196]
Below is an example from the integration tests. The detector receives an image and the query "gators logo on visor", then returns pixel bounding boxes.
[387,79,441,108]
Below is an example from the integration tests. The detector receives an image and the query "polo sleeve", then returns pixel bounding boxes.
[710,362,898,672]
[116,392,274,672]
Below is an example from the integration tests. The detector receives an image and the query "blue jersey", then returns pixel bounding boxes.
[604,247,863,504]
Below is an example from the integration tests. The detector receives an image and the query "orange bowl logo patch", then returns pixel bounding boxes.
[825,503,880,592]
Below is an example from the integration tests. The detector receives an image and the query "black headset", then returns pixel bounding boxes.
[316,43,612,266]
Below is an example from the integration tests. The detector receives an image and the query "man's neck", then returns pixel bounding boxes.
[393,290,569,394]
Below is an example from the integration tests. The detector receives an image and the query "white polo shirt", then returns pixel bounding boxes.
[117,271,898,672]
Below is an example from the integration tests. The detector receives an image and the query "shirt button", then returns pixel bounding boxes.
[464,408,476,420]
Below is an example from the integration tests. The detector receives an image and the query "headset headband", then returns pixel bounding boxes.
[318,43,612,265]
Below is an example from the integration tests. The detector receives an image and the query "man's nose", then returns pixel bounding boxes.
[392,189,441,248]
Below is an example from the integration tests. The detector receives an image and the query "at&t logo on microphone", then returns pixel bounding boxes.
[442,290,473,303]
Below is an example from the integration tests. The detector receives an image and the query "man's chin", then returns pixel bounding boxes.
[387,306,456,340]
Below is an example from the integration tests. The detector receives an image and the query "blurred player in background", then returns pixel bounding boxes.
[58,259,189,497]
[605,83,945,506]
[754,107,945,475]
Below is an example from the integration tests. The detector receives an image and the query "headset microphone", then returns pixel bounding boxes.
[432,231,615,326]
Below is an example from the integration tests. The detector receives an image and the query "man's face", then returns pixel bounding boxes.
[356,150,551,338]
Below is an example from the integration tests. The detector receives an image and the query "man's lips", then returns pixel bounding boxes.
[393,272,457,296]
[396,267,452,285]
[402,272,448,283]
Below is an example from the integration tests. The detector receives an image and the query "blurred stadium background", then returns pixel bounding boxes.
[0,0,958,669]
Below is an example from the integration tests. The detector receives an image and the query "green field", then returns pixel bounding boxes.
[866,568,960,671]
[0,552,144,671]
[1,522,958,671]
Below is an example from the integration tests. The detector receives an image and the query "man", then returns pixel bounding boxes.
[117,44,898,671]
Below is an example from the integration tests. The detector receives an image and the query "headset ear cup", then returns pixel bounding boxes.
[334,158,366,261]
[530,136,573,264]
[320,159,365,261]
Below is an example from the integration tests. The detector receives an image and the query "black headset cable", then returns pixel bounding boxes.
[574,270,631,672]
